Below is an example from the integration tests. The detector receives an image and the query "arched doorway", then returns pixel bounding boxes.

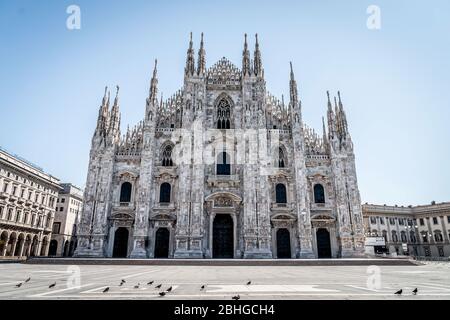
[23,235,31,257]
[6,233,16,256]
[316,228,332,258]
[112,227,129,258]
[276,228,291,258]
[14,234,25,257]
[154,228,170,258]
[0,231,8,255]
[40,237,48,256]
[69,241,75,256]
[63,240,69,257]
[213,214,234,258]
[48,240,58,256]
[30,236,39,256]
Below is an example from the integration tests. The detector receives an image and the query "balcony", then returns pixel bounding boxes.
[206,174,240,188]
[112,202,135,212]
[270,202,295,212]
[310,202,333,213]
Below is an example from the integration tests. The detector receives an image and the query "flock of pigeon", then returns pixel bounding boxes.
[13,277,418,298]
[102,279,174,297]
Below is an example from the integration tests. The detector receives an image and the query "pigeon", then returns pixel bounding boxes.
[200,285,206,290]
[166,286,173,292]
[103,287,110,293]
[134,283,140,289]
[412,288,418,295]
[119,282,124,286]
[49,282,56,289]
[232,294,240,300]
[159,291,166,297]
[394,289,402,295]
[121,279,126,284]
[24,277,31,283]
[155,284,162,289]
[246,281,251,285]
[15,283,23,288]
[147,281,154,285]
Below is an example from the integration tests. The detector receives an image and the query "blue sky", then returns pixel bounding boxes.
[0,0,449,206]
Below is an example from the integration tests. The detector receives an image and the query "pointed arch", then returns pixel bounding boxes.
[215,93,234,129]
[161,143,174,167]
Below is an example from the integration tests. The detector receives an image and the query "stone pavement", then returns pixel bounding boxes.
[0,261,449,300]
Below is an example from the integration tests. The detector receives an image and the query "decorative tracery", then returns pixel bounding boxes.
[161,145,173,167]
[216,99,231,129]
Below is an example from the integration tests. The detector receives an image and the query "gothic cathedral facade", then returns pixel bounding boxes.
[74,34,365,259]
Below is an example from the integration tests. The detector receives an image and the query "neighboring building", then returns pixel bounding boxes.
[0,147,60,258]
[49,183,83,257]
[75,34,365,259]
[362,202,450,258]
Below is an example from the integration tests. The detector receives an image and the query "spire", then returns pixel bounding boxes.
[95,86,110,138]
[253,33,262,76]
[149,59,158,102]
[242,33,251,76]
[102,86,108,106]
[109,85,121,139]
[322,116,329,151]
[197,32,206,75]
[289,62,299,108]
[326,91,335,139]
[185,32,195,76]
[337,91,348,136]
[113,85,119,107]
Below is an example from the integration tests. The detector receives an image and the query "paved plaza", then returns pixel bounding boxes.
[0,261,449,300]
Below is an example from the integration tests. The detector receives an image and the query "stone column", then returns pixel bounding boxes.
[18,239,25,257]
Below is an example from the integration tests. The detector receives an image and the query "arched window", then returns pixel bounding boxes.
[400,231,407,243]
[216,152,230,175]
[161,145,173,167]
[159,183,171,203]
[275,184,287,204]
[434,231,443,242]
[120,182,132,203]
[314,184,325,204]
[216,99,231,129]
[382,230,387,242]
[392,231,398,242]
[277,148,286,168]
[410,231,416,243]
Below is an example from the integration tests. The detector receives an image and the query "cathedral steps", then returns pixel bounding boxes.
[23,257,418,266]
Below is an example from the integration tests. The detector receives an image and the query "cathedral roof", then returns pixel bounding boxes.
[206,57,242,86]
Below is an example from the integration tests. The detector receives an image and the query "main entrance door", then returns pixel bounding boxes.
[276,228,291,258]
[213,214,234,258]
[112,227,129,258]
[316,228,332,258]
[154,228,170,258]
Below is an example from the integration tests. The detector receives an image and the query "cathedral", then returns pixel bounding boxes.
[74,33,366,259]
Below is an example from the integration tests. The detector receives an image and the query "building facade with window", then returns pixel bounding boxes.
[0,147,60,258]
[75,34,365,259]
[362,202,450,258]
[49,183,83,257]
